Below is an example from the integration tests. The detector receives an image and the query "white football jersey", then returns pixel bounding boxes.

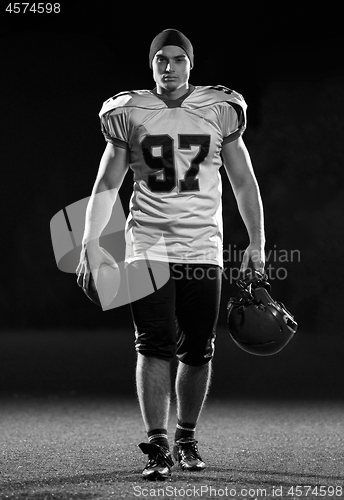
[99,85,247,268]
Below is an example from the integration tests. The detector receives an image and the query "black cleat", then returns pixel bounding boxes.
[173,438,205,471]
[139,442,174,480]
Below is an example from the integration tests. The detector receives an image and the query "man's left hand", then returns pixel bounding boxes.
[241,243,265,274]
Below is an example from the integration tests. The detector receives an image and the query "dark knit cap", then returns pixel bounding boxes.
[149,29,194,68]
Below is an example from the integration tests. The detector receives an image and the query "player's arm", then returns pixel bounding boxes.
[83,142,128,246]
[222,137,265,272]
[76,143,129,289]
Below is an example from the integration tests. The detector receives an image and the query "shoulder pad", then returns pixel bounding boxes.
[99,90,152,117]
[206,85,246,105]
[208,85,234,95]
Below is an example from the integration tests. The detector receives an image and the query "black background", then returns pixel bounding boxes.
[1,2,344,397]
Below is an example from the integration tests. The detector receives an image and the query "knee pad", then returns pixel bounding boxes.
[135,337,175,361]
[134,318,178,361]
[176,327,216,366]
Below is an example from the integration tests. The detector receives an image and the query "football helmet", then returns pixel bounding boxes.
[227,270,297,356]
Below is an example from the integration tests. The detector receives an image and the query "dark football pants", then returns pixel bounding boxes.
[127,261,222,366]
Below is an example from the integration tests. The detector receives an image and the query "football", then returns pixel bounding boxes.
[86,262,121,309]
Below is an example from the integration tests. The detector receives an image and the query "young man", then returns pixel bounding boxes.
[76,29,265,480]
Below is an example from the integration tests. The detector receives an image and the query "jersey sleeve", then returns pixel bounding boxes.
[220,92,247,144]
[98,93,132,149]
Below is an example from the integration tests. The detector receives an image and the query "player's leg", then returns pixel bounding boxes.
[136,353,171,435]
[175,359,212,427]
[127,261,176,479]
[173,264,221,470]
[175,263,221,420]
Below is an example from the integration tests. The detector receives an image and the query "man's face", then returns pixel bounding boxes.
[152,45,191,92]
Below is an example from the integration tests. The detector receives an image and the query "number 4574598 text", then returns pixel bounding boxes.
[5,3,60,13]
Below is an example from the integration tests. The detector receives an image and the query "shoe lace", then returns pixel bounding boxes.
[146,455,160,468]
[146,449,173,468]
[180,440,201,460]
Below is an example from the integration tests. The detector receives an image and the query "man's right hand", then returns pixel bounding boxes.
[76,242,118,292]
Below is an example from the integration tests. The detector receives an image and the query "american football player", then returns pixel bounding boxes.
[76,28,265,480]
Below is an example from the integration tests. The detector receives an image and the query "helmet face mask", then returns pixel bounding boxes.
[227,271,298,356]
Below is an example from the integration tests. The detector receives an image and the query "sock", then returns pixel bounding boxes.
[175,420,196,442]
[147,428,169,450]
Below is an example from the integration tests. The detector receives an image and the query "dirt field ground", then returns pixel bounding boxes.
[1,327,343,499]
[1,396,343,499]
